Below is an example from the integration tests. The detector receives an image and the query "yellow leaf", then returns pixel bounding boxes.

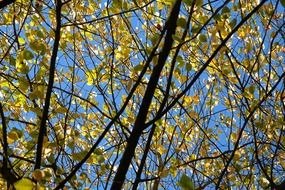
[56,106,67,114]
[126,79,133,92]
[14,178,35,190]
[184,96,192,104]
[157,2,165,10]
[157,144,166,155]
[18,77,29,92]
[7,128,23,144]
[18,37,25,45]
[192,95,199,104]
[29,90,40,100]
[8,131,19,141]
[16,59,30,74]
[160,169,169,178]
[189,111,198,119]
[238,29,246,38]
[7,131,18,144]
[158,0,175,6]
[87,72,93,86]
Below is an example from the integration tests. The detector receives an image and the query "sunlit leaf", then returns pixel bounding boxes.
[14,178,34,190]
[18,37,26,45]
[7,128,23,144]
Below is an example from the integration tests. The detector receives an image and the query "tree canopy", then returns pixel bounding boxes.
[0,0,284,189]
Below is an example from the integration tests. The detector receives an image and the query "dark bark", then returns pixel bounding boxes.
[34,0,62,170]
[132,124,156,190]
[110,1,182,189]
[53,3,169,188]
[0,103,8,176]
[132,1,196,188]
[0,103,18,187]
[276,181,285,190]
[0,0,15,10]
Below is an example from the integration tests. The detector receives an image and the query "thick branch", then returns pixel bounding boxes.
[0,103,8,172]
[0,0,15,10]
[110,1,182,189]
[276,180,285,190]
[132,124,156,190]
[0,103,18,186]
[34,0,62,170]
[54,2,171,189]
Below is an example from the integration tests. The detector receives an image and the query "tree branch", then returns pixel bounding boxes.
[110,1,182,189]
[34,0,62,170]
[0,0,15,10]
[0,103,8,173]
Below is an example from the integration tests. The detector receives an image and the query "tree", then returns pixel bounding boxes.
[0,0,284,189]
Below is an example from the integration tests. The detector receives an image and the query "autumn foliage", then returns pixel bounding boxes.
[0,0,284,189]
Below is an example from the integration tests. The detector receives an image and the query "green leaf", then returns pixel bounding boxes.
[177,18,187,28]
[150,33,160,45]
[18,76,29,92]
[178,174,194,190]
[36,30,45,38]
[30,41,46,55]
[213,13,221,21]
[29,90,39,100]
[191,24,201,34]
[221,6,230,14]
[248,85,255,94]
[176,55,184,66]
[23,50,34,60]
[38,43,47,55]
[281,0,285,8]
[186,63,192,71]
[134,64,144,72]
[229,19,237,29]
[196,0,203,7]
[198,34,207,42]
[183,0,193,6]
[72,150,88,161]
[94,148,103,155]
[172,34,183,43]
